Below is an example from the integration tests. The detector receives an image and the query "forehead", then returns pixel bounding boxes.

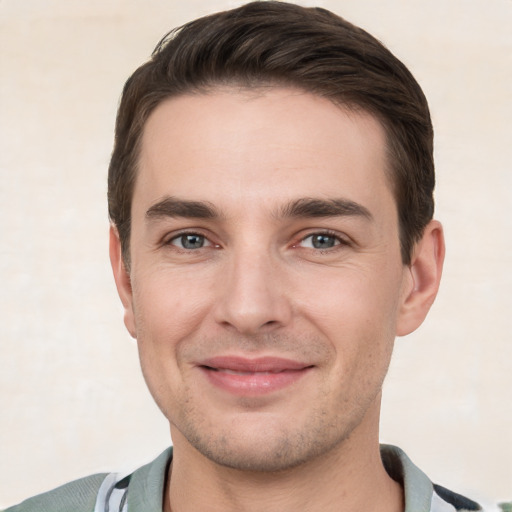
[136,87,395,217]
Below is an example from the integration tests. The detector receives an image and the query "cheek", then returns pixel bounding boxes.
[131,273,210,415]
[294,265,402,376]
[297,265,401,329]
[132,268,214,345]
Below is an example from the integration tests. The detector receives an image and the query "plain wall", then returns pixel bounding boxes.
[1,0,511,508]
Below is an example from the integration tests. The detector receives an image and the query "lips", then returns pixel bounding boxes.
[198,356,313,395]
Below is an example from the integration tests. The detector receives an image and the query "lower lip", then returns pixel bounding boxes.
[200,366,312,396]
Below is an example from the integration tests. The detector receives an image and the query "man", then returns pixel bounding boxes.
[6,2,482,511]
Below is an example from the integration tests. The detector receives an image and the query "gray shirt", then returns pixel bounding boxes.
[4,445,482,512]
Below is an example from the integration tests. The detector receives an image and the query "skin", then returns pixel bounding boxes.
[110,87,444,512]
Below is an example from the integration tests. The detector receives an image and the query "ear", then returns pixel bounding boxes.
[109,225,137,338]
[396,220,445,337]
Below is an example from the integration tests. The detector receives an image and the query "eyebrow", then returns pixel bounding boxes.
[145,196,372,222]
[146,197,220,220]
[279,197,373,221]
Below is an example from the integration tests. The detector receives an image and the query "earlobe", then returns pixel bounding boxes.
[109,225,137,338]
[396,220,445,337]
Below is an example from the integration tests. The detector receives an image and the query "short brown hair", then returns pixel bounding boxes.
[108,1,434,265]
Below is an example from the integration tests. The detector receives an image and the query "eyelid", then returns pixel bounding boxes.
[160,228,350,250]
[163,229,218,249]
[294,230,351,249]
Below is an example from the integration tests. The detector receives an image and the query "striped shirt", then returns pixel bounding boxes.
[4,445,482,512]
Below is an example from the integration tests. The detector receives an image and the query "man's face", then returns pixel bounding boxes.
[114,88,416,471]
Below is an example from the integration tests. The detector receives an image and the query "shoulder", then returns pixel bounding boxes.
[2,473,107,512]
[380,444,483,512]
[3,448,173,512]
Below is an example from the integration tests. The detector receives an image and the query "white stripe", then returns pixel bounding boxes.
[430,491,457,512]
[106,486,128,512]
[94,472,130,512]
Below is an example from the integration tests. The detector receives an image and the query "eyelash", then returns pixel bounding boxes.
[163,229,349,252]
[164,231,215,250]
[295,230,350,251]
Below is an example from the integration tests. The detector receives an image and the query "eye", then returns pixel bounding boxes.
[169,233,211,250]
[299,233,343,250]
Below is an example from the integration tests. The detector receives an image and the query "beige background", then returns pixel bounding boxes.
[1,0,511,508]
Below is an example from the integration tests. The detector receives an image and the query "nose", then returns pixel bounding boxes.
[213,248,292,335]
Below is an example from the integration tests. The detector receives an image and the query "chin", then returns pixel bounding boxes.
[173,410,358,473]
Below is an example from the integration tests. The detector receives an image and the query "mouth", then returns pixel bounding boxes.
[197,356,314,395]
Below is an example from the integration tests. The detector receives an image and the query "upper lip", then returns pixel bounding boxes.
[198,356,312,373]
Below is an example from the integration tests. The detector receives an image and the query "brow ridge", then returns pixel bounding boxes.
[279,197,372,220]
[146,196,219,220]
[145,196,372,222]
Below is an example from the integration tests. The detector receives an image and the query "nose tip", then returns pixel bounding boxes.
[213,256,292,335]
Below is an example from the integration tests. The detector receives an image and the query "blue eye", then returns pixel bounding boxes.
[301,233,340,249]
[171,234,208,249]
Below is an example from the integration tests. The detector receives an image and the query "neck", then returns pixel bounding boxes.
[164,407,403,512]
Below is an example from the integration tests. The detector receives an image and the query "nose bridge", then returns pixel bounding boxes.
[214,239,291,334]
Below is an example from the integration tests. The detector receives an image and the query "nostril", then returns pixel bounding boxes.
[261,320,280,329]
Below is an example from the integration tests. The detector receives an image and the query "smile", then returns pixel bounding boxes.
[209,368,289,375]
[198,356,313,395]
